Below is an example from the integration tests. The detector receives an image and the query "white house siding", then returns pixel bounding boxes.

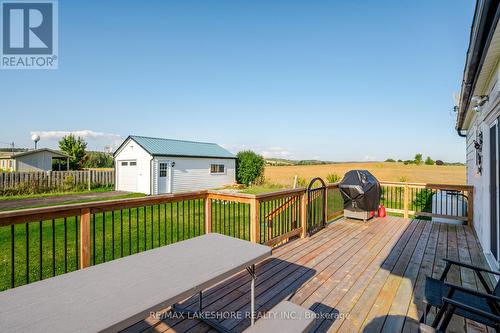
[15,151,55,171]
[114,139,152,195]
[465,69,500,269]
[170,157,235,193]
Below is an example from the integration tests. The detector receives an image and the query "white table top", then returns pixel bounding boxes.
[0,233,272,333]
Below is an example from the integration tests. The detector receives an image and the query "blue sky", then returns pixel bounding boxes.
[0,0,474,162]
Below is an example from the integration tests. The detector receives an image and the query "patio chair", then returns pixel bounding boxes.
[421,258,500,332]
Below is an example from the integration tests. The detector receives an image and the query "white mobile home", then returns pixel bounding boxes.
[114,136,236,195]
[455,0,500,270]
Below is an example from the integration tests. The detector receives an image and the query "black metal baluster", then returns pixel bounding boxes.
[75,216,79,270]
[39,221,42,281]
[120,209,124,257]
[92,214,95,265]
[143,207,147,251]
[170,202,173,244]
[176,202,179,242]
[128,208,132,255]
[103,212,106,262]
[164,203,167,244]
[111,211,115,259]
[11,225,15,288]
[51,219,55,277]
[158,204,161,246]
[183,202,186,240]
[238,203,241,239]
[197,199,201,236]
[25,223,29,284]
[188,200,191,239]
[150,206,153,248]
[64,217,68,272]
[136,208,139,253]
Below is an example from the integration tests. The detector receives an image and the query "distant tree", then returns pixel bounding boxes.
[397,159,403,162]
[414,153,423,165]
[385,158,396,162]
[425,156,435,165]
[59,134,87,170]
[83,152,113,169]
[435,160,444,166]
[236,151,265,186]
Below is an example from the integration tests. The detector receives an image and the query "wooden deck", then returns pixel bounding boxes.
[123,216,493,333]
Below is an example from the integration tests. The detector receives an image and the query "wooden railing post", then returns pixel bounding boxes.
[467,187,474,227]
[80,208,91,269]
[403,184,409,219]
[300,191,307,238]
[250,198,260,243]
[205,195,212,233]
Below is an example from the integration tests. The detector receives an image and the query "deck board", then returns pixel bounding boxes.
[123,217,491,333]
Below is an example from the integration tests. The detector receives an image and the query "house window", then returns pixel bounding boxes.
[159,163,168,177]
[130,161,137,166]
[210,164,225,174]
[121,161,128,166]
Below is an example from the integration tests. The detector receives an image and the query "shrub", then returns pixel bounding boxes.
[425,156,435,165]
[82,152,113,168]
[385,158,396,162]
[399,176,409,182]
[236,151,265,186]
[296,177,308,188]
[326,173,340,183]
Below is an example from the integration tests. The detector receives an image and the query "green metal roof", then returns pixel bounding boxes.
[129,135,235,159]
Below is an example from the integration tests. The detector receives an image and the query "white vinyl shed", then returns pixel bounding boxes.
[114,136,236,195]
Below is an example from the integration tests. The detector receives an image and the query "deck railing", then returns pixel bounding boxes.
[0,181,471,291]
[379,182,473,223]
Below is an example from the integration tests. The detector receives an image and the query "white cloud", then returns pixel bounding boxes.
[31,130,121,140]
[30,130,124,151]
[363,155,377,161]
[221,144,294,159]
[261,147,292,159]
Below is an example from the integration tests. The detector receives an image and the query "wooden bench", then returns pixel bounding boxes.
[243,301,316,333]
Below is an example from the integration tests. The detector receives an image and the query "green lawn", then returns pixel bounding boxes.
[0,188,345,291]
[0,199,256,291]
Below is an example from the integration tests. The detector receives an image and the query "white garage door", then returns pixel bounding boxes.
[118,160,137,192]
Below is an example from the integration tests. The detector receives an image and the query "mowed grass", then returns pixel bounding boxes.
[0,192,343,291]
[0,199,253,291]
[264,162,466,187]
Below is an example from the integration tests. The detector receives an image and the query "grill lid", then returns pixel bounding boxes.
[339,170,381,211]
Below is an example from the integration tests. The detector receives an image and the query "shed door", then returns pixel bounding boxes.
[118,160,137,192]
[158,161,171,194]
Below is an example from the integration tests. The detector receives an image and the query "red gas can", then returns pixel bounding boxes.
[378,204,386,218]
